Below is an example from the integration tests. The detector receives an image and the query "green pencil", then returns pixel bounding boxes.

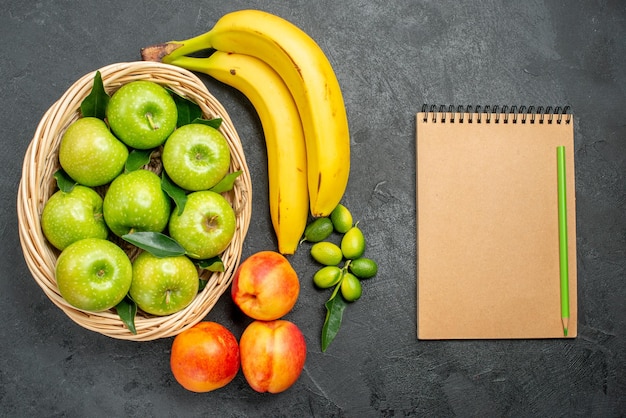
[557,146,570,336]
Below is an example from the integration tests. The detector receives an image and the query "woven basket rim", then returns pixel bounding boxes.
[17,61,252,341]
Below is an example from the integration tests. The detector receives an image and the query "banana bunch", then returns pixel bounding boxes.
[167,52,309,255]
[141,9,351,255]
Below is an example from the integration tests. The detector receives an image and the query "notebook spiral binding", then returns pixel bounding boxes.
[420,104,572,125]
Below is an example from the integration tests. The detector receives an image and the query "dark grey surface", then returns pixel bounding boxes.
[2,1,625,417]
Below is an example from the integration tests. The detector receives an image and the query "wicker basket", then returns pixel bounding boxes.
[17,61,252,341]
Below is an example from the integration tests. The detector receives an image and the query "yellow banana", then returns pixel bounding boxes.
[169,52,309,255]
[142,9,350,217]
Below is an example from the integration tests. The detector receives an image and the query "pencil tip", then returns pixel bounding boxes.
[561,318,570,337]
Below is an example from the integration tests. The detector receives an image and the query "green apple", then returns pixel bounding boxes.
[162,123,231,191]
[56,238,132,312]
[41,185,109,250]
[129,251,199,316]
[58,117,129,186]
[106,80,178,149]
[103,169,171,237]
[169,190,236,259]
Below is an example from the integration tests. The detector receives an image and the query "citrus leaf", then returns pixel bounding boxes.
[196,256,224,272]
[321,285,348,352]
[80,71,109,120]
[53,169,77,193]
[122,231,186,257]
[115,297,137,334]
[209,171,241,194]
[170,90,203,128]
[161,172,187,215]
[125,149,153,172]
[191,117,222,129]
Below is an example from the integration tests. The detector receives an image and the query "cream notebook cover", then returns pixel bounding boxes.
[416,106,577,339]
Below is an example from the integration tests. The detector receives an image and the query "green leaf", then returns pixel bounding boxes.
[170,90,203,128]
[115,297,137,334]
[209,171,241,194]
[196,256,225,272]
[53,169,77,193]
[125,149,153,172]
[198,279,208,292]
[321,285,348,352]
[161,172,187,215]
[80,71,109,120]
[122,231,186,257]
[191,117,222,129]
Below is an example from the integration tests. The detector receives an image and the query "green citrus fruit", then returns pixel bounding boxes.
[340,272,362,302]
[303,217,334,242]
[349,257,378,279]
[341,226,365,259]
[330,204,353,234]
[310,242,343,266]
[313,266,343,288]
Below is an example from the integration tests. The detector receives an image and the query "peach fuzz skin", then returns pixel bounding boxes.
[170,322,240,393]
[231,251,300,321]
[239,320,307,393]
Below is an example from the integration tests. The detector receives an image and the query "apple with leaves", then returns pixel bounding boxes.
[162,123,231,191]
[103,169,171,237]
[129,251,199,316]
[106,80,178,150]
[56,238,133,312]
[168,190,236,260]
[58,117,128,187]
[41,185,109,250]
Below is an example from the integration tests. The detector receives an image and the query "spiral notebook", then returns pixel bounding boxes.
[416,105,577,339]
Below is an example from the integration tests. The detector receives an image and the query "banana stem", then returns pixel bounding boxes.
[168,56,216,73]
[140,31,214,63]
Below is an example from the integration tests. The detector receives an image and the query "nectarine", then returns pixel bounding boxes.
[231,251,300,320]
[239,319,307,393]
[170,321,240,392]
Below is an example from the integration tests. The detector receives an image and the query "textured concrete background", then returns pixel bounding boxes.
[2,1,625,416]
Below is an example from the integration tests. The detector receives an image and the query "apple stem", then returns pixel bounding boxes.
[203,215,219,231]
[165,289,171,306]
[145,112,158,131]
